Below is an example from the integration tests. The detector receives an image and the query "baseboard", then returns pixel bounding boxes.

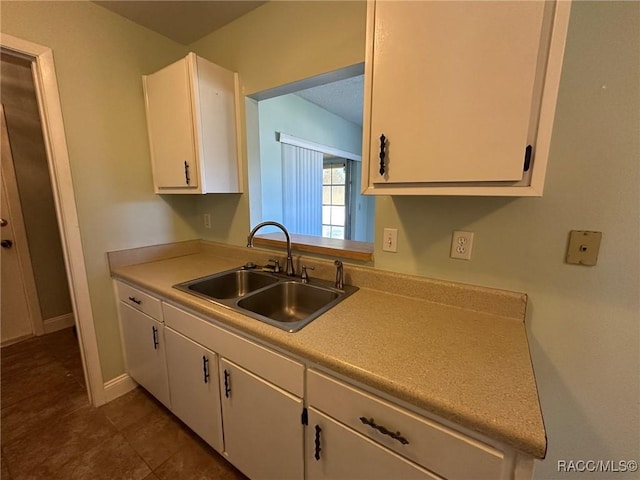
[43,313,75,334]
[103,373,138,403]
[1,333,35,348]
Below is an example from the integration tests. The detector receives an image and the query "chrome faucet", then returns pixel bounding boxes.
[334,260,344,289]
[247,221,295,276]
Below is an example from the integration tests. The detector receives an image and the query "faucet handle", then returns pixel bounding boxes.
[301,265,315,284]
[267,259,281,273]
[334,260,344,289]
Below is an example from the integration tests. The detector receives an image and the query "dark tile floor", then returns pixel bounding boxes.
[1,328,247,480]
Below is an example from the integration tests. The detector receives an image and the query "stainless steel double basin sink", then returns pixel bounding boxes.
[173,267,358,332]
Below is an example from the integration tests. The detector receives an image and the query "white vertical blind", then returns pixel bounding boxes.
[282,144,323,236]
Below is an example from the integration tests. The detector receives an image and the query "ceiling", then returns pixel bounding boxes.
[93,1,266,45]
[94,0,363,126]
[295,75,364,127]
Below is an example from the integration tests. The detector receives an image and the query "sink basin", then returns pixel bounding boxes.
[178,270,278,299]
[237,282,340,329]
[174,266,358,332]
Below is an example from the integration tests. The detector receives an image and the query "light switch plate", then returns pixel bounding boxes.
[382,228,398,252]
[566,230,602,266]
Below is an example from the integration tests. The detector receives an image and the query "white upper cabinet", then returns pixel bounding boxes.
[143,52,242,194]
[362,1,572,196]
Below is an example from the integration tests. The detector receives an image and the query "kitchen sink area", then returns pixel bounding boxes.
[173,266,358,332]
[110,241,549,474]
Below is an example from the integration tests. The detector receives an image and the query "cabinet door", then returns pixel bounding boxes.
[367,1,548,185]
[306,408,440,480]
[165,327,223,452]
[143,56,199,190]
[219,358,303,480]
[119,302,170,407]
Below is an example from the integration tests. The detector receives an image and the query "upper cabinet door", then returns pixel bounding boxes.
[362,1,572,196]
[143,55,199,190]
[143,53,242,194]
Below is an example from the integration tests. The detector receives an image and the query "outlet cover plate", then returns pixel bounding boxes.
[566,230,602,266]
[450,230,474,260]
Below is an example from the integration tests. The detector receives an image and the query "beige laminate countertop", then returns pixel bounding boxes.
[109,242,546,459]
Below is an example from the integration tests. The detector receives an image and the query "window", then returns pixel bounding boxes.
[322,158,350,239]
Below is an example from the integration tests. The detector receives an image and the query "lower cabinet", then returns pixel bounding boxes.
[306,369,505,480]
[115,281,535,480]
[220,358,304,480]
[164,327,224,452]
[118,301,171,408]
[306,407,439,480]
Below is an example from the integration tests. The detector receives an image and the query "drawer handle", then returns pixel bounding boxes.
[128,296,142,305]
[314,425,322,461]
[202,356,209,384]
[151,326,159,350]
[359,417,409,445]
[223,369,231,398]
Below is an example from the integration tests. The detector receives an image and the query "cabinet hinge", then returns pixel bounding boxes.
[301,407,308,425]
[523,145,533,172]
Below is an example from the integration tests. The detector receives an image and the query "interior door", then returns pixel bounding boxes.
[1,106,34,344]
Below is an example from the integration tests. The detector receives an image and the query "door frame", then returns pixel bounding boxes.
[1,34,105,406]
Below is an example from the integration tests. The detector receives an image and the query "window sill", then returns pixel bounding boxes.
[252,233,373,263]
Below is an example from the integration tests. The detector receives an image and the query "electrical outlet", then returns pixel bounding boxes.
[450,230,474,260]
[382,228,398,252]
[203,213,212,229]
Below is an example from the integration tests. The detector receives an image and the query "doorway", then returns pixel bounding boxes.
[0,35,104,406]
[1,53,74,345]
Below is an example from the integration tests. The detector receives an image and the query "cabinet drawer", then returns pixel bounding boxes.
[307,407,441,480]
[116,281,162,321]
[307,369,503,480]
[163,302,304,397]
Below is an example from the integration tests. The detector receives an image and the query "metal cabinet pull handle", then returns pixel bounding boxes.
[379,134,386,176]
[128,296,142,305]
[359,416,409,445]
[223,369,231,398]
[314,425,322,461]
[184,161,191,185]
[1,239,13,249]
[151,325,159,350]
[202,356,209,384]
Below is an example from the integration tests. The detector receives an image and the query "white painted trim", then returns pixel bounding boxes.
[43,313,75,334]
[103,373,138,403]
[277,132,362,162]
[1,333,33,348]
[1,34,106,406]
[527,0,572,196]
